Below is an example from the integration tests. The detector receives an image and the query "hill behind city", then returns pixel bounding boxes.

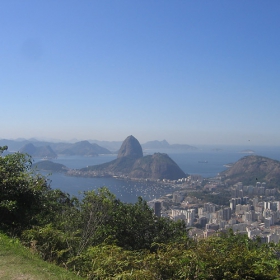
[221,155,280,188]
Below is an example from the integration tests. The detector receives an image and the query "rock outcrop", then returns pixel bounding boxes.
[117,135,143,159]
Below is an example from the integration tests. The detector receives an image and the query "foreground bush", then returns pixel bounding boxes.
[0,146,54,233]
[66,233,280,279]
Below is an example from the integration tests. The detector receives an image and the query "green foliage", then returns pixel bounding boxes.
[0,147,52,233]
[69,245,149,279]
[77,188,116,253]
[68,234,280,280]
[22,224,74,264]
[21,187,187,270]
[2,146,280,279]
[107,196,187,250]
[110,197,160,250]
[0,146,8,154]
[190,230,280,279]
[0,232,83,280]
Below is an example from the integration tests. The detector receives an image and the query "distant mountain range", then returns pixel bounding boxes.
[20,143,57,159]
[0,138,197,155]
[2,139,111,158]
[141,140,197,150]
[89,140,123,152]
[58,141,110,156]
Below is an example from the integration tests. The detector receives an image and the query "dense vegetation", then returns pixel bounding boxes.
[1,146,280,279]
[0,232,82,280]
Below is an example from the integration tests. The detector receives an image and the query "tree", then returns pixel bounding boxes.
[76,188,115,254]
[109,197,187,250]
[0,146,51,233]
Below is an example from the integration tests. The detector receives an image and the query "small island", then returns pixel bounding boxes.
[33,160,69,173]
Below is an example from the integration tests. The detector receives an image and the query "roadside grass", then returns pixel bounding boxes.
[0,233,84,280]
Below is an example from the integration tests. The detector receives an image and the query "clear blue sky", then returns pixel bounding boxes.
[1,0,280,145]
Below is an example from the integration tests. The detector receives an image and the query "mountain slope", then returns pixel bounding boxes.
[60,140,111,156]
[0,233,83,280]
[20,143,57,158]
[117,135,143,158]
[131,153,186,180]
[220,155,280,188]
[141,140,170,149]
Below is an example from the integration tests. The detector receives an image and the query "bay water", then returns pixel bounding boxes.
[36,145,280,203]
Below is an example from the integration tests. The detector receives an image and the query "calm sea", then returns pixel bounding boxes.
[36,145,280,203]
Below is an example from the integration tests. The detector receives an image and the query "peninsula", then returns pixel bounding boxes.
[68,135,187,181]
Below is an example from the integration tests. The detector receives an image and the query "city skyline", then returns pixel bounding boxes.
[1,1,280,146]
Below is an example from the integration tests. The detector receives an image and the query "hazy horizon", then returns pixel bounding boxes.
[2,135,280,148]
[1,1,280,146]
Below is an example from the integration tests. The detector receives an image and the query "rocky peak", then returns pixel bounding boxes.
[117,135,143,159]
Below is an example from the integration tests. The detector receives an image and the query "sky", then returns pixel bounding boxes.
[1,1,280,146]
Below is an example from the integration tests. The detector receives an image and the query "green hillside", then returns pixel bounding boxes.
[221,155,280,188]
[0,233,83,280]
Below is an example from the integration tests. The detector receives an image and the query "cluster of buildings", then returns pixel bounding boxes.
[149,179,280,243]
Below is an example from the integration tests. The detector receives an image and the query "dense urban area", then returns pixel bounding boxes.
[148,175,280,243]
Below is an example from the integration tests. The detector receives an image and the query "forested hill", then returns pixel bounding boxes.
[221,155,280,188]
